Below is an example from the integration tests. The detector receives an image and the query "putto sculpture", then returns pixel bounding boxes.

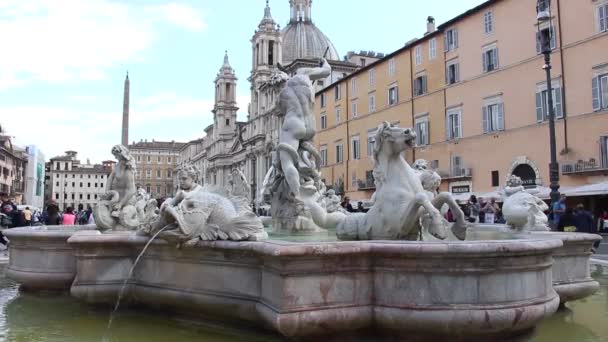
[502,175,549,231]
[260,58,331,232]
[94,145,158,231]
[302,122,463,241]
[144,162,267,245]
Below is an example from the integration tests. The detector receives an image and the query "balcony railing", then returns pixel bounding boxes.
[357,178,376,191]
[562,159,608,175]
[439,168,473,180]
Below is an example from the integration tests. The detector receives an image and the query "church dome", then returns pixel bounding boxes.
[281,21,340,64]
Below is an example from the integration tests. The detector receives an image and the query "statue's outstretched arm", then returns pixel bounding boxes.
[296,58,331,81]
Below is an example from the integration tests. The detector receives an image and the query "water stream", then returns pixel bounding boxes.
[102,226,168,342]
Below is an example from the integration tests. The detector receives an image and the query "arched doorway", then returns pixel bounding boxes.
[512,164,537,188]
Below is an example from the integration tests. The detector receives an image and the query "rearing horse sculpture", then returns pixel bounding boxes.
[301,122,452,240]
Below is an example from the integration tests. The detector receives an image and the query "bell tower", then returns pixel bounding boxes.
[213,51,238,137]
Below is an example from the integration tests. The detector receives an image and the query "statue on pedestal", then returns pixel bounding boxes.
[94,145,158,231]
[502,175,549,231]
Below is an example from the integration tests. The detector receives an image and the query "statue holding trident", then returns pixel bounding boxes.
[260,53,331,232]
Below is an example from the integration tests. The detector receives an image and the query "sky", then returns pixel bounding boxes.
[0,0,485,163]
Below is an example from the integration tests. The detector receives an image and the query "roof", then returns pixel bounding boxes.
[438,0,496,30]
[128,141,187,151]
[281,21,340,65]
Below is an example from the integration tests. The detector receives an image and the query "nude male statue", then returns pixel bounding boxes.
[277,58,331,198]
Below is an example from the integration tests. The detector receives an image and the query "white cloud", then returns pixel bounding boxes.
[0,0,207,90]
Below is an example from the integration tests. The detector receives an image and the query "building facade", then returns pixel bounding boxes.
[178,0,363,202]
[48,151,112,210]
[314,0,608,204]
[23,145,45,209]
[0,128,27,204]
[128,140,185,198]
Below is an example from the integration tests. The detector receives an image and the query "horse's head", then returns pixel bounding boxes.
[111,145,136,169]
[374,121,417,158]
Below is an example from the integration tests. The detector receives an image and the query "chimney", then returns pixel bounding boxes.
[426,16,436,35]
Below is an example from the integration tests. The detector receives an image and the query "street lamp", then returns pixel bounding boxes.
[536,0,560,207]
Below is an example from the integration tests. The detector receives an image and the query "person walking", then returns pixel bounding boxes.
[467,195,480,223]
[22,207,33,226]
[61,207,76,225]
[574,204,595,234]
[552,195,567,230]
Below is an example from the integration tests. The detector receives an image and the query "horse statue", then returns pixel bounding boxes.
[94,145,157,231]
[301,122,456,241]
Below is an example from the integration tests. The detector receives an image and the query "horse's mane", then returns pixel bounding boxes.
[372,121,392,186]
[115,145,136,170]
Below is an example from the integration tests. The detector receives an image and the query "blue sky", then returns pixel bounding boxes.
[0,0,485,163]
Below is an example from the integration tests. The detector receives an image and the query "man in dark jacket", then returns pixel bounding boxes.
[574,204,595,234]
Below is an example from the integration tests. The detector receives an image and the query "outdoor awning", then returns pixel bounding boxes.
[564,182,608,197]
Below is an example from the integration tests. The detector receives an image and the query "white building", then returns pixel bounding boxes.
[23,145,45,209]
[48,151,112,211]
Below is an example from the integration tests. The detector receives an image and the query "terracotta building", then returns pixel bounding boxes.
[314,0,608,205]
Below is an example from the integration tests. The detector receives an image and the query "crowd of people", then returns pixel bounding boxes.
[340,197,369,213]
[464,195,505,224]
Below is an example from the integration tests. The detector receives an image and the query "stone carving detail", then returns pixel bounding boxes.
[94,145,158,231]
[260,58,331,233]
[413,159,468,240]
[502,175,549,231]
[302,122,465,241]
[144,162,267,245]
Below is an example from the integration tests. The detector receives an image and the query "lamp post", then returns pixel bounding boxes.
[536,0,560,206]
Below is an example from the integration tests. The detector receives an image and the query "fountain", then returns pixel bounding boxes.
[3,60,601,340]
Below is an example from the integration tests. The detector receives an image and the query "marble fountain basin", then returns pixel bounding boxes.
[62,231,562,339]
[4,225,97,290]
[469,225,601,304]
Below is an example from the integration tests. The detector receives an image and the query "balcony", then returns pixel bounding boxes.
[357,178,376,191]
[439,168,473,180]
[562,159,608,176]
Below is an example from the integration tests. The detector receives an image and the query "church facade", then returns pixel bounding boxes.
[178,0,360,203]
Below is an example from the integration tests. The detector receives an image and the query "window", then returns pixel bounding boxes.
[367,131,376,157]
[157,185,161,195]
[429,39,437,60]
[334,84,342,101]
[87,194,91,200]
[320,93,327,108]
[415,116,429,146]
[56,181,59,187]
[536,25,556,53]
[483,100,505,133]
[601,136,608,168]
[415,46,422,65]
[352,135,360,160]
[445,28,458,51]
[87,182,91,188]
[71,193,75,200]
[451,155,463,176]
[352,171,357,187]
[536,82,564,121]
[225,118,230,126]
[167,170,172,178]
[335,143,344,163]
[351,77,358,93]
[71,182,75,187]
[482,46,499,72]
[79,194,83,200]
[146,169,152,179]
[351,101,358,118]
[137,155,141,162]
[592,73,608,111]
[369,68,376,86]
[413,74,427,96]
[95,194,98,200]
[368,94,376,113]
[146,185,151,194]
[147,156,151,163]
[320,145,328,166]
[484,10,493,34]
[492,171,500,187]
[537,0,549,12]
[446,60,460,85]
[388,86,399,106]
[320,113,327,129]
[156,169,161,179]
[336,108,342,123]
[360,58,366,67]
[388,58,396,76]
[446,108,462,140]
[55,193,59,200]
[79,182,83,187]
[600,3,608,33]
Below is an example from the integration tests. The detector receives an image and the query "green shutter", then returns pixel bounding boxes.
[536,92,544,122]
[592,77,600,111]
[482,106,489,133]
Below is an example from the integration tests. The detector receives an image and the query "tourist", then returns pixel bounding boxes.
[467,195,480,223]
[1,202,25,228]
[574,204,595,234]
[478,197,486,223]
[62,207,76,225]
[482,198,499,224]
[341,197,354,213]
[45,200,61,226]
[557,208,577,232]
[22,206,33,226]
[357,201,367,213]
[552,195,567,229]
[601,210,608,233]
[445,209,454,223]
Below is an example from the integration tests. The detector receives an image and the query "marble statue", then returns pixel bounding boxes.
[94,145,158,231]
[502,175,549,231]
[228,167,251,200]
[414,159,468,240]
[301,122,454,241]
[145,162,267,245]
[260,58,331,232]
[322,189,342,214]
